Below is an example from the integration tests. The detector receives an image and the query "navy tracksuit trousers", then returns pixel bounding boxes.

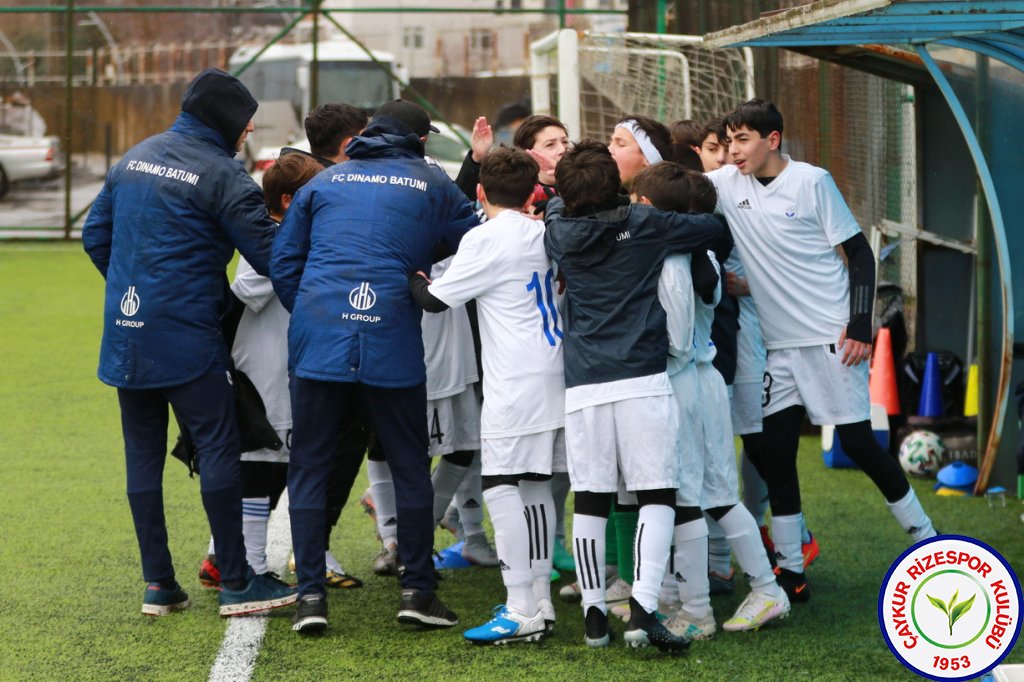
[288,377,434,598]
[117,368,249,585]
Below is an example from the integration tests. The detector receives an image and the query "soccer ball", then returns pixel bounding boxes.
[898,430,946,477]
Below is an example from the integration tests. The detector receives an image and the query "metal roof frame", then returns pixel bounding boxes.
[706,1,1022,494]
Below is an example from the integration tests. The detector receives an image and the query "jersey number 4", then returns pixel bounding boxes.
[430,408,445,445]
[526,269,563,347]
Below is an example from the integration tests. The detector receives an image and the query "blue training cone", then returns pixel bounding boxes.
[433,540,472,569]
[918,352,944,418]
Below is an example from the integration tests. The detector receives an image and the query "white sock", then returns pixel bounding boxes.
[740,452,770,526]
[455,455,485,537]
[367,459,398,546]
[483,484,535,616]
[551,471,571,539]
[706,515,732,576]
[520,479,555,604]
[325,549,343,574]
[801,519,812,545]
[431,458,470,526]
[887,488,937,543]
[207,536,216,556]
[632,504,675,614]
[242,496,271,574]
[673,516,712,619]
[772,513,805,573]
[572,513,608,613]
[717,504,779,593]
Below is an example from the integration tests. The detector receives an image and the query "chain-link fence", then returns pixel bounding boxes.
[0,1,627,238]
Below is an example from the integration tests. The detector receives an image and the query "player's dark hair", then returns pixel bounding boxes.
[687,169,718,214]
[702,118,727,146]
[724,98,784,143]
[631,162,691,214]
[669,119,702,149]
[556,138,621,217]
[480,146,539,209]
[513,114,568,151]
[304,103,368,159]
[262,153,322,216]
[616,114,673,164]
[668,119,708,171]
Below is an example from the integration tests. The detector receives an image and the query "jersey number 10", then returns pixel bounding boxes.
[526,269,563,347]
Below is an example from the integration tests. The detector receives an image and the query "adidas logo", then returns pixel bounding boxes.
[499,559,510,572]
[674,571,686,583]
[737,198,752,210]
[384,517,397,527]
[907,526,921,536]
[462,499,481,509]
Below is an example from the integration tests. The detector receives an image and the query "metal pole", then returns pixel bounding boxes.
[63,0,74,239]
[656,0,666,34]
[559,0,566,29]
[975,53,991,469]
[310,0,319,111]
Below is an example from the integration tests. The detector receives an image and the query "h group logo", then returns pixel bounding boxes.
[348,282,377,311]
[120,285,140,317]
[878,535,1021,680]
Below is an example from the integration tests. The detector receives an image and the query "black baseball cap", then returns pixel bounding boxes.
[373,99,440,137]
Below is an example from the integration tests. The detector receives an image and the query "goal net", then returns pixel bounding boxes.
[530,30,755,143]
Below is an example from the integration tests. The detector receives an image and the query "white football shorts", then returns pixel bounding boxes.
[762,345,871,425]
[481,428,566,477]
[427,385,481,457]
[730,380,764,436]
[565,395,680,493]
[697,364,740,509]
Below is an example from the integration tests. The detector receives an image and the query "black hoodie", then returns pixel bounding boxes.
[180,68,258,151]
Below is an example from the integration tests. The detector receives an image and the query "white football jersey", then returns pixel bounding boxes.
[723,251,767,383]
[429,210,565,438]
[658,253,696,376]
[231,257,291,432]
[422,256,479,400]
[707,156,861,350]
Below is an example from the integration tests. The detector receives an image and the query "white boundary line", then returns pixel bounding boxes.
[207,491,291,682]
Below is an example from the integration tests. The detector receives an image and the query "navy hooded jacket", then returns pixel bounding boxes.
[544,197,725,389]
[82,69,277,389]
[271,116,480,388]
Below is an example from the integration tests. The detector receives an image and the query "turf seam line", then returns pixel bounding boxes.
[207,491,291,682]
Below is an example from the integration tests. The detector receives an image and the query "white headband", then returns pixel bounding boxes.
[618,119,663,165]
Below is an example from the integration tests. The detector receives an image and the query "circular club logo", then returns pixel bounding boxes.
[879,535,1021,680]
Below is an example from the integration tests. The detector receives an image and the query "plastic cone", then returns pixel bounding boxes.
[964,363,979,417]
[869,327,901,415]
[918,352,944,418]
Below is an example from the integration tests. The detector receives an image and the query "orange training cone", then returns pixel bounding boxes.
[869,327,901,415]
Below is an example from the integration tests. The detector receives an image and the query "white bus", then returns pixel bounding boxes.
[229,39,402,121]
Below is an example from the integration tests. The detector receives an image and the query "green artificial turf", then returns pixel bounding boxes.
[1,242,1020,681]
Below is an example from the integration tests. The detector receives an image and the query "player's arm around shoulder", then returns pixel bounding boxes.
[437,173,482,254]
[655,204,726,254]
[421,225,497,311]
[216,161,278,276]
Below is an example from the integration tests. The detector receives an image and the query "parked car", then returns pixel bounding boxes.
[0,133,63,200]
[248,122,470,186]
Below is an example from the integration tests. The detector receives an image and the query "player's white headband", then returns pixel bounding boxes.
[617,119,663,165]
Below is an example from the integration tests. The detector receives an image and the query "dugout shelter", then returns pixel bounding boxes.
[705,0,1024,495]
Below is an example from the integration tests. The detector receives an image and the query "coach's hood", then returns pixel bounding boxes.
[344,116,425,160]
[180,68,258,153]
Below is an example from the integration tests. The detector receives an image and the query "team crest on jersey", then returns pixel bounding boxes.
[785,205,797,218]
